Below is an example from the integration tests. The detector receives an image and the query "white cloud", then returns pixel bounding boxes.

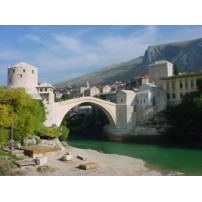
[52,34,86,54]
[0,49,22,60]
[1,25,201,85]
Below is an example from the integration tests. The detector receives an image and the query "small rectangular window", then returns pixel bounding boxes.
[180,93,183,98]
[172,93,175,99]
[32,70,34,74]
[20,74,22,78]
[191,80,194,88]
[167,93,170,99]
[23,69,25,73]
[45,88,47,92]
[180,82,183,88]
[40,88,43,92]
[13,70,15,74]
[172,82,175,90]
[185,81,188,89]
[166,82,169,90]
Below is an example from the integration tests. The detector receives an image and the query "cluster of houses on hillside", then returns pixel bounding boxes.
[55,60,202,107]
[6,60,202,110]
[6,60,202,131]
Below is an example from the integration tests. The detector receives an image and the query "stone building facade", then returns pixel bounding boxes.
[148,60,173,87]
[160,72,202,106]
[84,86,100,97]
[7,62,41,99]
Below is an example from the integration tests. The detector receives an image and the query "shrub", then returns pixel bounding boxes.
[59,125,69,141]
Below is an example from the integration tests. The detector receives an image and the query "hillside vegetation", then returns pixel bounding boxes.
[54,38,202,88]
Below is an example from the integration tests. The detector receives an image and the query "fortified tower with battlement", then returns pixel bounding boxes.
[7,62,41,99]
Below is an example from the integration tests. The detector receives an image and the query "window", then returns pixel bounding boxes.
[45,88,47,92]
[185,81,188,89]
[23,69,25,73]
[13,70,15,74]
[32,70,34,74]
[121,99,123,103]
[191,80,194,88]
[20,74,22,78]
[133,106,136,112]
[9,79,11,84]
[166,82,169,90]
[40,88,43,92]
[180,93,183,98]
[180,82,183,88]
[172,82,175,90]
[172,93,175,99]
[167,93,170,99]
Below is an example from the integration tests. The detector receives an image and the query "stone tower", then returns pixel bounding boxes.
[7,62,41,99]
[148,60,173,87]
[37,82,56,127]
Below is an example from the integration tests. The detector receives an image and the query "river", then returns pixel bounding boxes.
[68,137,202,175]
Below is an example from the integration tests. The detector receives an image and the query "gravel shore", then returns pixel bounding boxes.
[15,145,183,176]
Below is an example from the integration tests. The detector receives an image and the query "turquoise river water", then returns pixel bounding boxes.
[68,138,202,175]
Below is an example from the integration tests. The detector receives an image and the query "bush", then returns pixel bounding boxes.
[59,125,69,141]
[38,126,61,139]
[0,128,9,147]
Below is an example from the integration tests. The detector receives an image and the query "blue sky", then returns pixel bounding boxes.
[0,25,202,85]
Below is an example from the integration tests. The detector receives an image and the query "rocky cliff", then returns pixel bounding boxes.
[54,38,202,88]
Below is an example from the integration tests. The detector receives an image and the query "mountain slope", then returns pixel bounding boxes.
[54,38,202,88]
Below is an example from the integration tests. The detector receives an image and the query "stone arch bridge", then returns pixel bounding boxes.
[54,96,117,127]
[46,95,136,136]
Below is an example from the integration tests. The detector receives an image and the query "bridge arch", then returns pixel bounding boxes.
[54,97,117,127]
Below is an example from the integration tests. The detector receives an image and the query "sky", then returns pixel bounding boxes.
[0,25,202,85]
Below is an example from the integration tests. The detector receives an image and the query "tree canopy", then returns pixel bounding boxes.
[164,90,202,137]
[0,87,46,145]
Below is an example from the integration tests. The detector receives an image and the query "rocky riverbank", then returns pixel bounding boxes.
[13,143,183,176]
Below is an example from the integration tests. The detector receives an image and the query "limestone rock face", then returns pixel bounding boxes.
[143,38,202,73]
[54,38,202,88]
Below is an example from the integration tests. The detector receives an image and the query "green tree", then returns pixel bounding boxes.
[59,94,73,101]
[0,128,9,147]
[0,88,46,145]
[164,91,202,137]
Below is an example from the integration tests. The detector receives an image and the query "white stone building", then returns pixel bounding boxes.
[101,85,111,94]
[7,62,55,127]
[148,60,173,87]
[84,86,100,97]
[7,62,41,99]
[135,82,167,124]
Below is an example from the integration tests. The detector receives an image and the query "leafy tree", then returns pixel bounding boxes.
[0,128,9,147]
[59,94,73,101]
[164,91,202,137]
[0,88,46,145]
